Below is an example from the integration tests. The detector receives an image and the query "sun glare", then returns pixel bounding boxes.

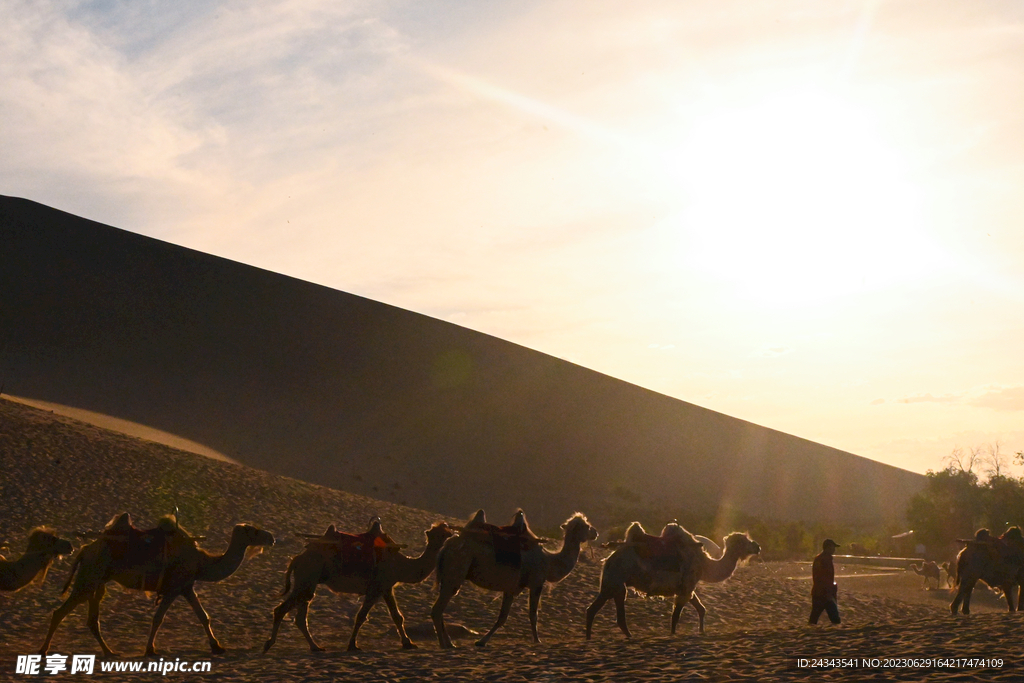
[662,89,939,307]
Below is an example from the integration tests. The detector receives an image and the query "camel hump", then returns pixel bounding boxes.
[503,510,541,542]
[660,523,702,547]
[1002,527,1024,543]
[467,510,487,528]
[155,516,178,534]
[624,522,647,544]
[104,513,133,534]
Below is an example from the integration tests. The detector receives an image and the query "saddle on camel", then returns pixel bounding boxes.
[612,522,704,573]
[959,527,1024,577]
[303,517,401,575]
[100,512,192,591]
[461,509,546,568]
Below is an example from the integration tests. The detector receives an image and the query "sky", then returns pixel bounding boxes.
[3,0,1024,477]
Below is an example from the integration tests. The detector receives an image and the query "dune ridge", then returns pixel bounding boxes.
[0,195,923,528]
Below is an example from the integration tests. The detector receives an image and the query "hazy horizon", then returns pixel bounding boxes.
[4,1,1024,476]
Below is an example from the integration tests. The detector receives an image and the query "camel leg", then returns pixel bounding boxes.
[145,591,179,657]
[962,580,975,614]
[671,597,683,635]
[586,583,625,640]
[528,585,545,644]
[39,588,95,656]
[950,586,965,615]
[613,586,631,639]
[671,592,704,635]
[474,591,516,648]
[182,585,225,654]
[348,588,380,651]
[690,594,706,634]
[431,579,463,649]
[294,600,324,653]
[955,579,977,615]
[86,585,118,658]
[382,587,417,650]
[585,592,609,640]
[264,590,305,652]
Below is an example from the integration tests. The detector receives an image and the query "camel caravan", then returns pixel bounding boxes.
[4,505,772,656]
[13,502,1024,658]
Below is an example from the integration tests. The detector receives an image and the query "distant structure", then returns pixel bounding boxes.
[0,195,924,527]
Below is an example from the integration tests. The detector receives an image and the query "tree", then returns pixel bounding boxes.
[906,466,984,551]
[982,474,1024,532]
[943,446,981,474]
[981,441,1008,480]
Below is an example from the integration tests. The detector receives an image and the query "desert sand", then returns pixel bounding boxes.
[1,397,1017,681]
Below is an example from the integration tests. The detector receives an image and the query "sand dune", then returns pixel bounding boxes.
[0,399,1015,681]
[4,395,237,464]
[0,195,923,528]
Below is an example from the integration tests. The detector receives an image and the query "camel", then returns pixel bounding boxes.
[0,529,73,592]
[950,527,1024,615]
[940,561,955,588]
[585,522,761,639]
[431,511,598,648]
[39,513,274,657]
[264,520,455,652]
[907,561,941,589]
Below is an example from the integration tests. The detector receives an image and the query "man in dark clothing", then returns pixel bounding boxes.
[810,538,841,625]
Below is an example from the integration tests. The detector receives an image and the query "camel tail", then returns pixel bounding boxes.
[280,557,296,597]
[61,552,83,595]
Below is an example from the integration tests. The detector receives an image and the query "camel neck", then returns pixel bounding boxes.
[395,534,447,583]
[544,536,583,583]
[1,552,52,591]
[197,532,248,583]
[701,549,741,583]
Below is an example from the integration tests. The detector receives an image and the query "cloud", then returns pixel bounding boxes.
[753,346,793,358]
[889,387,1024,412]
[969,386,1024,412]
[896,393,962,405]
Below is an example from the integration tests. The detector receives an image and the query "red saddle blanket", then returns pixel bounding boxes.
[320,530,391,573]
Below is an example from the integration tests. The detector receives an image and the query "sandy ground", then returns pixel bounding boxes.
[1,398,1019,681]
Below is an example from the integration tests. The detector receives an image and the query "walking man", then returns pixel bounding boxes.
[809,538,841,625]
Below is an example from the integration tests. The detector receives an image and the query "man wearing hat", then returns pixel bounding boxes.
[809,539,841,625]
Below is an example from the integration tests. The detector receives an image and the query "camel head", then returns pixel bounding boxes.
[232,524,276,557]
[426,521,457,546]
[721,532,760,561]
[26,529,74,558]
[561,513,598,545]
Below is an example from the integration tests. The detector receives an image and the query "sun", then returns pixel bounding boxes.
[661,88,938,307]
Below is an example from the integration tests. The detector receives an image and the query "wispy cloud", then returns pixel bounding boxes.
[896,392,962,405]
[969,386,1024,412]
[753,346,793,358]
[892,386,1024,412]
